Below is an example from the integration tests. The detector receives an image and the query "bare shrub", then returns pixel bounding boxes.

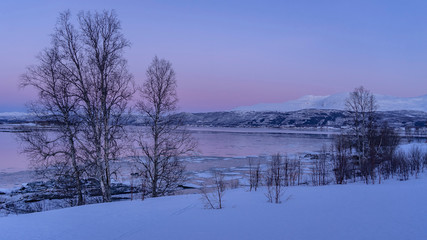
[200,172,226,209]
[393,150,409,181]
[311,145,330,186]
[248,158,261,191]
[282,155,301,186]
[408,146,423,178]
[375,123,401,183]
[229,179,240,189]
[332,134,351,184]
[265,154,284,204]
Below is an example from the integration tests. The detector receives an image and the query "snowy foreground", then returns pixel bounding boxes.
[1,177,426,240]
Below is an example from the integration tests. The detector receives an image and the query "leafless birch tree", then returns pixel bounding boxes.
[74,10,134,202]
[20,10,134,203]
[19,47,85,205]
[136,56,196,197]
[345,86,378,183]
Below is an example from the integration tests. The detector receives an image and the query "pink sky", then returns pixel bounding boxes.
[1,1,427,112]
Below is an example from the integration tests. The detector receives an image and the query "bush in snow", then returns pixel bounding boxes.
[311,145,330,186]
[200,171,226,209]
[248,158,262,191]
[265,153,284,204]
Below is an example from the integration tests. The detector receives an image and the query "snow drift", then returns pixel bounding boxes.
[1,176,426,240]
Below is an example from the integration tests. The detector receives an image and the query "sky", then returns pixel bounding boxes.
[1,0,427,112]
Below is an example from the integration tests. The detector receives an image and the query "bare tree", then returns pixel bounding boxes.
[135,56,196,197]
[23,10,135,203]
[248,158,261,191]
[332,134,351,184]
[345,86,377,183]
[375,123,400,183]
[311,145,329,186]
[19,47,85,205]
[265,153,284,204]
[77,11,134,202]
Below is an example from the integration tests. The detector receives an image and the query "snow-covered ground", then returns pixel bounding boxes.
[398,142,427,152]
[1,175,426,240]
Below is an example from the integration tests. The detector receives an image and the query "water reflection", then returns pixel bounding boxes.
[0,126,334,173]
[191,127,333,157]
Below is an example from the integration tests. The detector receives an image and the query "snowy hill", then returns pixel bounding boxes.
[234,93,427,112]
[0,176,426,240]
[180,109,427,128]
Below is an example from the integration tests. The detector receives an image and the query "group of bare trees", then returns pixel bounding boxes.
[265,154,284,203]
[311,145,329,186]
[19,10,194,205]
[248,158,261,191]
[247,154,301,204]
[246,86,425,198]
[330,136,427,184]
[345,86,379,183]
[20,10,130,204]
[328,86,426,184]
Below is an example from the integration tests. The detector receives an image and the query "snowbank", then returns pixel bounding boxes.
[1,176,426,240]
[398,142,427,153]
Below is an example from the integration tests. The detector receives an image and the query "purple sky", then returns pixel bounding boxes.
[1,0,427,112]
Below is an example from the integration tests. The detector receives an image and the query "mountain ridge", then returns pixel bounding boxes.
[233,93,427,112]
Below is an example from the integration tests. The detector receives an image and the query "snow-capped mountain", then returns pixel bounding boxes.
[234,93,427,112]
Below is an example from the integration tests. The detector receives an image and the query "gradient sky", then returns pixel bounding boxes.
[1,0,427,112]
